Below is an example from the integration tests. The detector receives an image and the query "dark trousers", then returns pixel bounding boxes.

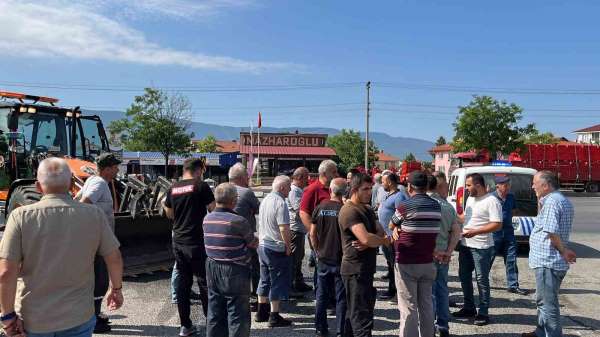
[206,258,251,337]
[315,262,346,335]
[249,249,260,296]
[493,231,520,289]
[93,255,109,318]
[342,273,376,337]
[381,244,396,294]
[173,243,209,328]
[290,230,306,287]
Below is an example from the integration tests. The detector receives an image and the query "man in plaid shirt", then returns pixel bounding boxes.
[522,171,576,337]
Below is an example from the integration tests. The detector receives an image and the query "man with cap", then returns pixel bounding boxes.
[390,171,441,337]
[492,174,528,295]
[76,152,121,333]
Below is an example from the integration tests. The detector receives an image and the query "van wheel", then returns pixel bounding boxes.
[586,183,599,193]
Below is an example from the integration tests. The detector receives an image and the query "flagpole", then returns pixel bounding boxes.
[256,113,261,185]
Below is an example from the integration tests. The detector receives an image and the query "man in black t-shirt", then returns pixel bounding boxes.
[338,173,389,337]
[164,158,216,337]
[310,177,347,337]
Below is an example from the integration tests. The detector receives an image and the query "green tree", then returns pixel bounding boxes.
[195,134,218,152]
[435,136,447,146]
[108,88,194,175]
[403,152,417,162]
[452,95,536,160]
[327,129,378,173]
[523,130,558,144]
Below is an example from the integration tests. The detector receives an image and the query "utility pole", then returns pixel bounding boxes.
[364,81,371,171]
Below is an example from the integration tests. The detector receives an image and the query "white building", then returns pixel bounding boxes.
[575,124,600,144]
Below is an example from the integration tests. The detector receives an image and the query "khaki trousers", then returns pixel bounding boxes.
[394,263,436,337]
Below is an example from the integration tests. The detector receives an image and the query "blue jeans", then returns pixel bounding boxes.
[493,231,520,289]
[432,262,450,331]
[27,316,95,337]
[315,261,347,335]
[458,244,495,316]
[535,267,567,337]
[257,246,291,301]
[206,258,251,337]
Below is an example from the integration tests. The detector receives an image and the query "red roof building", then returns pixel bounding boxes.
[575,123,600,144]
[239,132,336,175]
[375,150,400,169]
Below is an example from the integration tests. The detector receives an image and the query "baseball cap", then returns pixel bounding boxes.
[408,171,428,188]
[494,174,510,184]
[96,152,122,169]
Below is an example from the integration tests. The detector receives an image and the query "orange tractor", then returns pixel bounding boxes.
[0,91,174,275]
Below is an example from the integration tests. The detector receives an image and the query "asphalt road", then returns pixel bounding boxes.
[100,196,600,337]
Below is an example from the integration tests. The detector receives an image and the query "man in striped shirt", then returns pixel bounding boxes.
[203,183,258,337]
[391,171,441,337]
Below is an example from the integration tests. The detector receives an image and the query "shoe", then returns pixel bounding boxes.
[97,314,111,324]
[255,303,270,322]
[521,332,537,337]
[508,287,529,296]
[452,308,476,319]
[179,325,197,337]
[439,329,450,337]
[474,314,490,326]
[93,320,111,334]
[268,312,292,327]
[378,291,395,300]
[294,282,313,292]
[316,329,329,337]
[289,291,305,299]
[250,301,258,312]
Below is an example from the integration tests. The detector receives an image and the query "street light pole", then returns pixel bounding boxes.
[365,81,371,171]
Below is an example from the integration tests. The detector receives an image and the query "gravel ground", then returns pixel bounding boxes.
[104,232,600,337]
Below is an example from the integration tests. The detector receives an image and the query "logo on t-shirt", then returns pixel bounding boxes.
[172,185,194,196]
[320,210,338,217]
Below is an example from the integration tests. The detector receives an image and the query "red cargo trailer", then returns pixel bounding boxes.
[511,143,600,192]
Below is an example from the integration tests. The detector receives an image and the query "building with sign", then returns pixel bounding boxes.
[239,132,336,175]
[122,151,238,180]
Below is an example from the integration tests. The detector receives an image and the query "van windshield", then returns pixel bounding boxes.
[471,173,538,216]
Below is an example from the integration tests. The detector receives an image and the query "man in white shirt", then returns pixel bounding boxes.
[452,173,502,326]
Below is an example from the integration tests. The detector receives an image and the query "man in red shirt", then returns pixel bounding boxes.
[300,160,338,270]
[300,160,338,232]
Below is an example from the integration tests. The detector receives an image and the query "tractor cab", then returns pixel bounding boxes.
[0,91,110,188]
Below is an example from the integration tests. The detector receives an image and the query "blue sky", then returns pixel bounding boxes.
[2,0,600,142]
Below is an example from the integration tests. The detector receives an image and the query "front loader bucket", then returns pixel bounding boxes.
[115,211,174,276]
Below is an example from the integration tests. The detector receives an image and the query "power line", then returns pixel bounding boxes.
[375,82,600,95]
[0,81,363,93]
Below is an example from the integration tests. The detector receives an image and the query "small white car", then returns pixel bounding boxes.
[447,166,538,244]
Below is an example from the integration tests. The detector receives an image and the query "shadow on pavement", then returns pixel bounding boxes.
[569,241,600,258]
[109,324,190,336]
[124,270,172,283]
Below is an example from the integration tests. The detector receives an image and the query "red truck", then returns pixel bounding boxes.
[510,143,600,193]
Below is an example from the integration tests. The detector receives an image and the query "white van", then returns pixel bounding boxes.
[447,166,538,244]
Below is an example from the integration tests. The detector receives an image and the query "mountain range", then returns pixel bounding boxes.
[86,110,435,160]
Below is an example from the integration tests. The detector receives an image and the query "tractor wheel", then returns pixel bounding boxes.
[7,185,42,216]
[586,182,599,193]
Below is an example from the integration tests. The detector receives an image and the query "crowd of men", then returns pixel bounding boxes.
[0,156,576,337]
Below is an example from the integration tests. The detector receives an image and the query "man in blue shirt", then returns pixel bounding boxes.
[522,171,575,337]
[491,175,528,295]
[377,171,408,300]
